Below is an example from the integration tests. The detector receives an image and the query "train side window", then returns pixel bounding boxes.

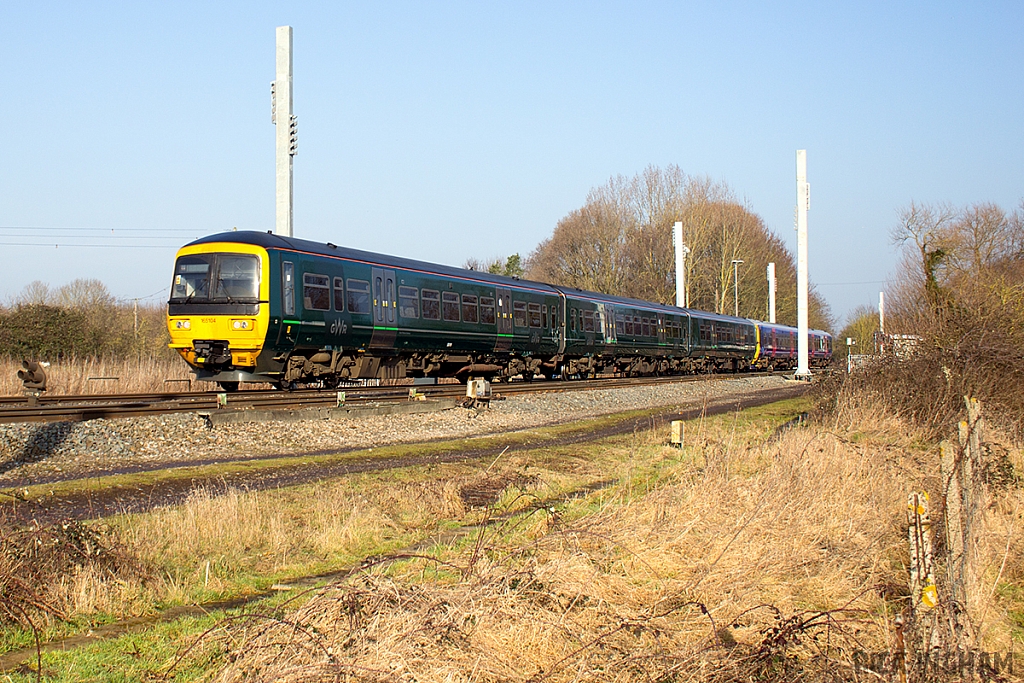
[442,292,460,322]
[303,273,331,311]
[480,296,496,325]
[616,316,624,335]
[624,315,634,335]
[346,279,371,314]
[528,302,542,328]
[569,309,576,332]
[542,305,548,329]
[422,289,440,320]
[582,310,594,332]
[462,294,479,323]
[641,317,650,337]
[333,277,345,312]
[282,261,295,316]
[513,301,528,328]
[399,286,419,318]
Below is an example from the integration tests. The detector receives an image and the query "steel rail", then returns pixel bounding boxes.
[0,372,792,424]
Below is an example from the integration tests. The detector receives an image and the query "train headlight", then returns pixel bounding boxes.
[232,319,252,330]
[175,320,191,330]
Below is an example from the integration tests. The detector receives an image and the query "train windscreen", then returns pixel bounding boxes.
[170,253,260,309]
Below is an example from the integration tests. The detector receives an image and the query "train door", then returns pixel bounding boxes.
[657,315,666,345]
[370,267,397,348]
[680,312,691,355]
[598,304,616,345]
[495,287,513,351]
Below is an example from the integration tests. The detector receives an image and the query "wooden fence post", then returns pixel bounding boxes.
[939,396,986,650]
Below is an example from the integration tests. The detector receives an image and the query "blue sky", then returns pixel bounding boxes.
[2,2,1021,323]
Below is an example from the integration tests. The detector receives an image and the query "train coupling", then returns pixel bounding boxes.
[193,340,232,366]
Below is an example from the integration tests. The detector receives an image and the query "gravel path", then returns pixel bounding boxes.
[0,375,799,488]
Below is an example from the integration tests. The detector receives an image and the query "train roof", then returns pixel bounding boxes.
[184,231,562,293]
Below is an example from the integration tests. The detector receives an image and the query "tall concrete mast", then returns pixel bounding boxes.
[878,291,885,334]
[273,26,296,237]
[796,150,810,378]
[767,262,776,324]
[673,221,690,308]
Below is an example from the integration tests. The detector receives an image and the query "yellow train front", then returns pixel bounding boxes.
[166,237,272,390]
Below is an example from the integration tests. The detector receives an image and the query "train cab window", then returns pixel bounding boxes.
[480,296,496,325]
[346,279,371,314]
[282,261,295,316]
[399,286,419,318]
[333,277,345,312]
[422,290,440,320]
[462,294,479,323]
[542,305,548,329]
[215,255,260,301]
[513,301,528,328]
[303,273,331,311]
[442,292,460,322]
[528,302,542,328]
[173,255,212,301]
[582,310,594,332]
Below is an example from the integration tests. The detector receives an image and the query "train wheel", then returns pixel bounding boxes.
[219,381,240,392]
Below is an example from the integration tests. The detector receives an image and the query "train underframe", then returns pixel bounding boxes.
[193,346,762,391]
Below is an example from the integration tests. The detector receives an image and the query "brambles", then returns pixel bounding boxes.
[832,199,1024,439]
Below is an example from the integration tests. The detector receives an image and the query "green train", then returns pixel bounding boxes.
[167,231,831,389]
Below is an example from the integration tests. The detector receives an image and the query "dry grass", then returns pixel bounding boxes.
[5,395,1020,680]
[195,397,1022,682]
[0,355,213,396]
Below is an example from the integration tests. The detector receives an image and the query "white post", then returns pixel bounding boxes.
[274,26,295,237]
[795,150,810,378]
[673,221,689,308]
[878,290,885,354]
[767,262,776,324]
[879,291,885,334]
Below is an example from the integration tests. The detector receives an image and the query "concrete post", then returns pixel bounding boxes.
[795,150,810,378]
[274,26,294,237]
[673,221,690,308]
[767,262,776,324]
[879,291,885,334]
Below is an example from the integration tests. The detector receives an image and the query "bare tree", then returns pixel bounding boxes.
[528,165,834,329]
[14,281,52,306]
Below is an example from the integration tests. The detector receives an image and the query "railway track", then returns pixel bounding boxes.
[0,373,786,424]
